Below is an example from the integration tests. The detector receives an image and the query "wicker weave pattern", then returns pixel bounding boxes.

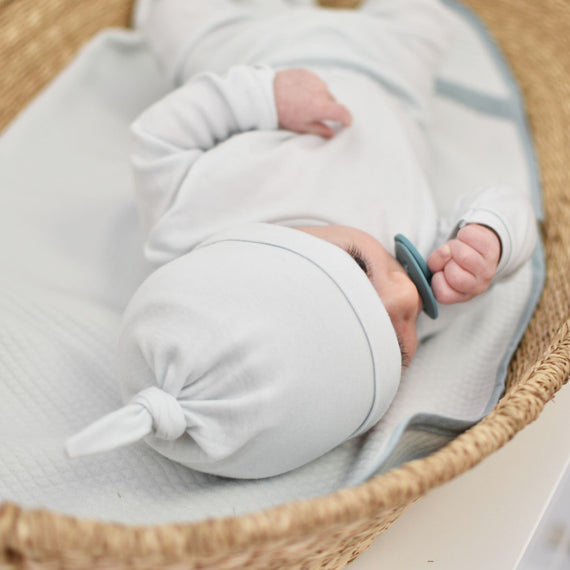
[318,0,365,8]
[0,0,133,133]
[1,0,569,568]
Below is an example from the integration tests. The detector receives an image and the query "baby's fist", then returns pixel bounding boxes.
[428,224,501,304]
[274,68,352,138]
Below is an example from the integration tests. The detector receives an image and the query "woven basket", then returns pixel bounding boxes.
[1,0,569,568]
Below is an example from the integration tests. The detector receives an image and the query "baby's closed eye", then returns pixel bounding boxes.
[345,243,371,277]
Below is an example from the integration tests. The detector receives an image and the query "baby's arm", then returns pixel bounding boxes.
[131,64,278,262]
[427,185,538,304]
[131,65,347,264]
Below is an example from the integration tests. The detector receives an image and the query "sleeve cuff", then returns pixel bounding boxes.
[227,64,279,132]
[254,65,279,131]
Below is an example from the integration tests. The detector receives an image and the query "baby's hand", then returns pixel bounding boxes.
[274,68,352,138]
[427,224,501,304]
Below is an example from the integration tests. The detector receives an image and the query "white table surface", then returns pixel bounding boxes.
[348,378,570,570]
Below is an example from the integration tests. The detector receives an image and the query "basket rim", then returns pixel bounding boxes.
[2,320,569,560]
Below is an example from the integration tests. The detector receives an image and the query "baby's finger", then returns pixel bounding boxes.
[442,258,479,295]
[306,121,336,138]
[320,100,353,127]
[428,243,452,273]
[431,271,473,304]
[457,224,501,263]
[448,239,488,279]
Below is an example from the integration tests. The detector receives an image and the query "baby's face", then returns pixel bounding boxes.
[295,225,422,368]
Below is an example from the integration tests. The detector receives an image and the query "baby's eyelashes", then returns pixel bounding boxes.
[397,336,412,369]
[345,243,371,278]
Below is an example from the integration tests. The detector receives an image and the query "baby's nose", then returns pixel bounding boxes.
[396,275,423,322]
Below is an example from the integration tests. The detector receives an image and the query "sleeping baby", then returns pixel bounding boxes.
[66,0,537,478]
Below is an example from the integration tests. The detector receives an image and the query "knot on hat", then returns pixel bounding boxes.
[131,386,187,441]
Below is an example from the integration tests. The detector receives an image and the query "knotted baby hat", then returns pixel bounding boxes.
[66,223,401,478]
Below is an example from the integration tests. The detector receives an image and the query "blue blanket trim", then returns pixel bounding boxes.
[439,0,544,221]
[435,79,516,119]
[351,0,546,484]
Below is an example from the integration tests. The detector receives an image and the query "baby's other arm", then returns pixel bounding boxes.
[427,185,538,305]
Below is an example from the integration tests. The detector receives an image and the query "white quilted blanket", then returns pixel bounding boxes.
[0,1,543,523]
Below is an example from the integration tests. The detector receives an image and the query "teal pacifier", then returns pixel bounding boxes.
[394,234,438,319]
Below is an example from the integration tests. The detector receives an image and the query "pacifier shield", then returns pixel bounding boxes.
[394,234,438,319]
